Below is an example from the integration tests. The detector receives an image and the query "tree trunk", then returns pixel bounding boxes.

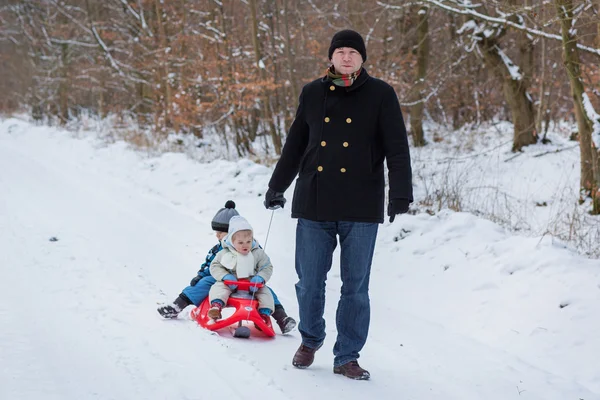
[154,0,172,130]
[411,6,429,147]
[512,0,534,90]
[479,36,536,152]
[517,28,534,91]
[381,24,390,71]
[597,0,600,48]
[555,0,600,213]
[98,74,106,119]
[535,37,547,139]
[249,0,282,154]
[266,0,283,147]
[347,0,364,31]
[58,42,69,124]
[216,1,242,155]
[282,0,299,107]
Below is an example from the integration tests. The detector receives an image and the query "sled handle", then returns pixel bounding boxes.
[223,280,264,290]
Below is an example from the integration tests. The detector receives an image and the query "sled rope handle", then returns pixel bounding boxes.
[246,209,275,320]
[263,209,275,252]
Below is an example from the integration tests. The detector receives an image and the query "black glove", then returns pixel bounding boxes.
[264,188,286,210]
[190,275,201,286]
[388,199,410,223]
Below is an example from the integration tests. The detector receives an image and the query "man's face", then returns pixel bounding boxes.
[331,47,363,75]
[232,231,253,255]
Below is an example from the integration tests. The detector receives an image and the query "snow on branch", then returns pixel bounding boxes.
[456,20,479,35]
[305,0,324,14]
[457,17,503,41]
[50,38,98,48]
[400,53,469,107]
[366,4,392,45]
[495,45,522,81]
[376,1,433,9]
[51,1,92,36]
[202,105,235,127]
[91,25,124,77]
[117,0,153,37]
[381,0,600,58]
[119,0,140,20]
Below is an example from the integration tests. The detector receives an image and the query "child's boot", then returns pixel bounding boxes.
[259,308,272,325]
[157,294,192,319]
[272,305,297,334]
[208,301,224,320]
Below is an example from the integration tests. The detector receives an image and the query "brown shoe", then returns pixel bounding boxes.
[207,306,222,320]
[333,361,370,380]
[292,343,322,369]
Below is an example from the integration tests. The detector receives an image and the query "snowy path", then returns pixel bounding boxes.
[1,120,598,400]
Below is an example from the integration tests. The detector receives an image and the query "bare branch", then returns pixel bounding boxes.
[378,0,600,57]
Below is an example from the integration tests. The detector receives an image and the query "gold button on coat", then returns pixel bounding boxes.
[343,142,349,147]
[346,118,352,123]
[340,168,347,173]
[321,141,327,147]
[329,85,335,91]
[324,117,330,123]
[317,166,323,172]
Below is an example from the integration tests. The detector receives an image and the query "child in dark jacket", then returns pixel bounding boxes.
[157,201,296,334]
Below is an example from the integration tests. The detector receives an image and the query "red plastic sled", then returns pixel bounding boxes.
[190,280,276,338]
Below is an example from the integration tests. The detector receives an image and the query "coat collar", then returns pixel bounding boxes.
[321,67,370,92]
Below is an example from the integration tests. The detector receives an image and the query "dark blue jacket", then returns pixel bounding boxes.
[196,242,222,278]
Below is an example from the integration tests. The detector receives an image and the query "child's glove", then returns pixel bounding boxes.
[222,274,238,290]
[249,276,265,293]
[190,275,201,286]
[190,268,210,286]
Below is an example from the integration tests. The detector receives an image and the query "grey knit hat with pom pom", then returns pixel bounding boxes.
[211,200,240,232]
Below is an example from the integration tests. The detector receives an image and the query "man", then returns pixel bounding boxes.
[263,29,412,380]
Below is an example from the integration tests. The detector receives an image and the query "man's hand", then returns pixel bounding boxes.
[387,199,410,223]
[264,188,287,210]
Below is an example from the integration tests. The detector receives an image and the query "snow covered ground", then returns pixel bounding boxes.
[1,117,599,400]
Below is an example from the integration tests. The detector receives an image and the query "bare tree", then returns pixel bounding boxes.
[282,0,299,105]
[410,5,429,147]
[461,16,537,151]
[555,0,600,213]
[1,0,598,176]
[249,0,281,153]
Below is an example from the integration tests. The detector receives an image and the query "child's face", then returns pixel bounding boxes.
[231,230,253,255]
[215,231,227,241]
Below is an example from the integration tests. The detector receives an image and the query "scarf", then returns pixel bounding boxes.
[326,65,361,87]
[220,248,255,279]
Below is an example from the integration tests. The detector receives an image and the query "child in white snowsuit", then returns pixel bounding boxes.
[207,215,274,321]
[156,201,296,333]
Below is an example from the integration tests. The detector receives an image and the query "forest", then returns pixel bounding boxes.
[1,0,599,214]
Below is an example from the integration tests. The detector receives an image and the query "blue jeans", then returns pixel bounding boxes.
[295,218,378,367]
[182,275,282,307]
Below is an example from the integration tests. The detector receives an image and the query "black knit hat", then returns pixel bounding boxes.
[211,200,240,232]
[328,29,367,62]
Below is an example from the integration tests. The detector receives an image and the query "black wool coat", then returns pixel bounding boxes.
[268,68,413,223]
